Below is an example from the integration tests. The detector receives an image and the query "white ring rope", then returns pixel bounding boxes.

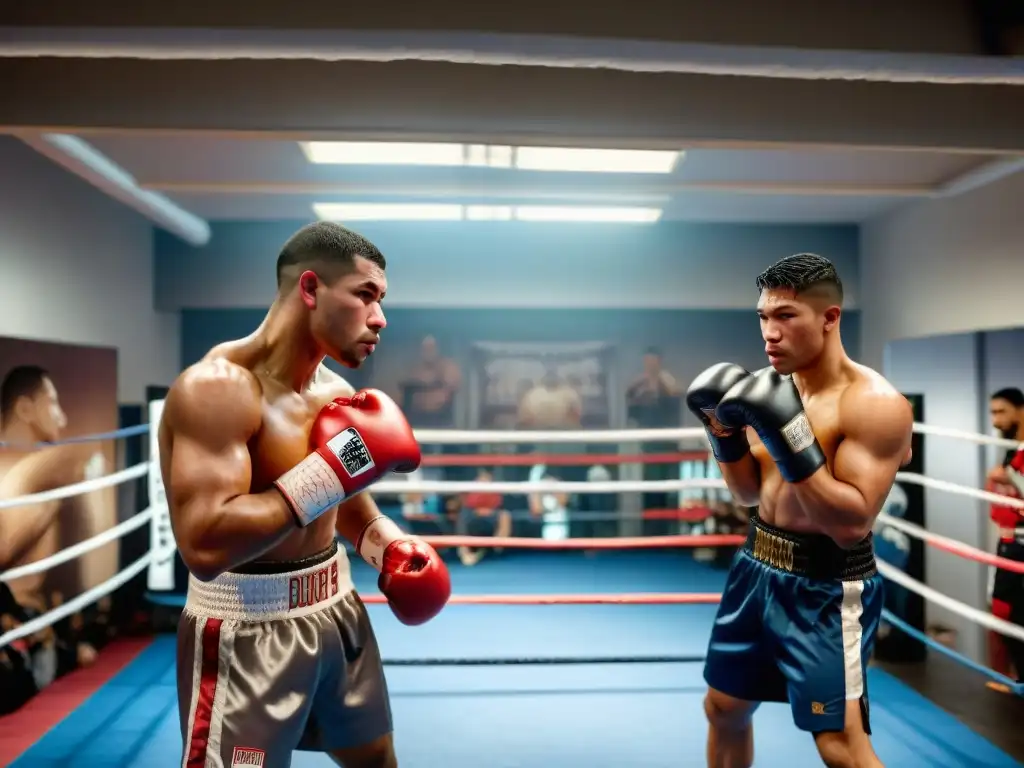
[410,422,1020,448]
[911,423,1021,450]
[877,560,1024,643]
[0,413,1019,658]
[0,549,172,650]
[894,471,1024,510]
[0,462,148,510]
[373,478,727,494]
[0,508,153,583]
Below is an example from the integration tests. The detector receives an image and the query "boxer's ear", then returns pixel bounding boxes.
[822,305,841,333]
[298,270,319,309]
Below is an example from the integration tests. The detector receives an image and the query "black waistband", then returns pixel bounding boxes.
[230,541,338,575]
[744,516,876,581]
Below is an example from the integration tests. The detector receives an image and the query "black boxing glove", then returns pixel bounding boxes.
[715,367,826,483]
[685,363,754,463]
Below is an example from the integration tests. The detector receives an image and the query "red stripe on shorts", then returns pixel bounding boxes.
[186,618,224,767]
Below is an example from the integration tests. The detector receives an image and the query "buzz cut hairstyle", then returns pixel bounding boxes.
[275,221,386,289]
[0,365,50,422]
[755,252,844,306]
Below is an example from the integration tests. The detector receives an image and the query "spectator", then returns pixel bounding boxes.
[626,348,683,535]
[526,463,574,541]
[397,465,452,536]
[984,386,1024,691]
[457,468,512,566]
[399,335,461,430]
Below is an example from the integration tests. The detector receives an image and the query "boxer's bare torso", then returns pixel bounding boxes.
[748,360,909,535]
[160,338,356,566]
[0,443,111,608]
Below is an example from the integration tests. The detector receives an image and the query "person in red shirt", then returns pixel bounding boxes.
[458,468,513,566]
[986,387,1024,690]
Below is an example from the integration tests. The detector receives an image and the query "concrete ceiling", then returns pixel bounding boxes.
[2,0,1023,243]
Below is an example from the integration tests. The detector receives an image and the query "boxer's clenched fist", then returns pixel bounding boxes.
[686,363,753,463]
[274,389,421,527]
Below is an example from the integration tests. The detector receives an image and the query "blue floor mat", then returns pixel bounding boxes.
[13,551,1020,767]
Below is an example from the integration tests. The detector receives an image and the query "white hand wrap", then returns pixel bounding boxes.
[273,453,347,528]
[356,516,405,571]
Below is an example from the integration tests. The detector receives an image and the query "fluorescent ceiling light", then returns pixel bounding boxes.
[466,205,513,221]
[301,141,514,168]
[515,206,663,223]
[301,142,466,166]
[300,141,680,173]
[515,147,680,174]
[313,203,663,223]
[313,203,463,221]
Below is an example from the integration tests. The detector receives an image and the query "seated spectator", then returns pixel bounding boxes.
[457,468,512,566]
[526,463,574,541]
[397,465,452,536]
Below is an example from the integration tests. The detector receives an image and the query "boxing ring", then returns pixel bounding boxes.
[2,415,1024,767]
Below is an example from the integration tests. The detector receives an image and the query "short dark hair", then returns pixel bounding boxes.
[275,221,386,289]
[992,387,1024,408]
[0,365,50,422]
[756,253,844,305]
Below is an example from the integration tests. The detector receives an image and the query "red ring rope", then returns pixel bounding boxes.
[361,592,723,605]
[421,534,745,549]
[928,537,1024,573]
[421,451,709,467]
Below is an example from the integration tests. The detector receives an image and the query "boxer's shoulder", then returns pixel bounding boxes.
[166,358,263,436]
[837,365,913,439]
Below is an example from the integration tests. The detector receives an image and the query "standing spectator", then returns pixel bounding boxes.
[985,387,1024,691]
[626,348,682,535]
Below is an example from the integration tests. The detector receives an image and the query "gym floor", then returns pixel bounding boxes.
[7,551,1022,767]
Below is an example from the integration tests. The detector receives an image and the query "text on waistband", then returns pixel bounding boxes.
[289,560,339,610]
[753,527,795,572]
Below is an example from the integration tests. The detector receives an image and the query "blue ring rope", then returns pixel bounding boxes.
[0,422,151,449]
[881,608,1024,695]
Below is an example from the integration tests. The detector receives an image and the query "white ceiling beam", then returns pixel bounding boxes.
[14,132,211,245]
[140,180,935,199]
[1,26,1020,84]
[2,59,1023,153]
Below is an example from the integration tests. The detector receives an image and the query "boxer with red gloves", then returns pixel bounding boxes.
[985,388,1024,687]
[160,222,445,767]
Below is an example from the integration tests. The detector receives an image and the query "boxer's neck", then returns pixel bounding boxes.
[254,298,323,392]
[792,336,847,398]
[0,420,43,447]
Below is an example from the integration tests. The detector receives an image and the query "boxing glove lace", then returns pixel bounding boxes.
[357,516,451,626]
[685,363,754,463]
[716,368,826,483]
[274,389,421,527]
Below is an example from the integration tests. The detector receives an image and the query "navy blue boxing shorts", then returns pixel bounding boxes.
[703,515,883,734]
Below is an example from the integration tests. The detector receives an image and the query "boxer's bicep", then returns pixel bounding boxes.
[164,364,262,553]
[833,391,914,518]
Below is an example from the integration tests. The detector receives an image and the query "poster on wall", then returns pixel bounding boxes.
[0,337,119,613]
[470,341,615,430]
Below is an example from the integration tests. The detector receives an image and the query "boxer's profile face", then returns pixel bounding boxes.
[990,397,1021,439]
[303,255,387,369]
[12,376,67,443]
[757,288,839,374]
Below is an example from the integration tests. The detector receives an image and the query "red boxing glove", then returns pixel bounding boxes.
[357,516,451,626]
[1006,449,1024,501]
[274,389,421,527]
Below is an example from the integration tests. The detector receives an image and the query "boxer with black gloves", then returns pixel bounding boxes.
[160,222,447,768]
[690,254,913,768]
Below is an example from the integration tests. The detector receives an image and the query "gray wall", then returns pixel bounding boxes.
[155,221,860,311]
[885,332,988,662]
[0,137,179,403]
[181,306,863,428]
